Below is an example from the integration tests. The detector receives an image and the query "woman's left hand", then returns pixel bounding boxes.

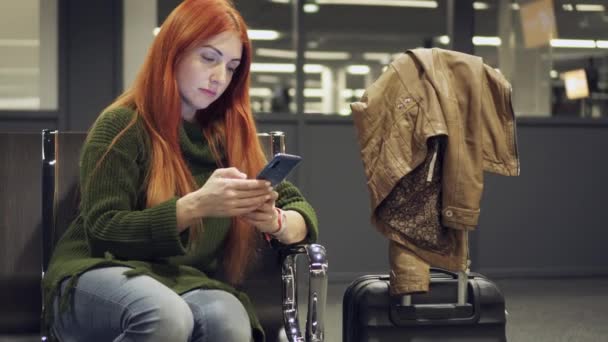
[240,190,280,233]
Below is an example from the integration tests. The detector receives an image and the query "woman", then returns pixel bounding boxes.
[42,0,318,341]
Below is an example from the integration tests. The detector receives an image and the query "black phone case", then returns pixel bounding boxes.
[257,153,302,186]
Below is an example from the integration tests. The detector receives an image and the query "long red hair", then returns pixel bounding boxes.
[98,0,266,284]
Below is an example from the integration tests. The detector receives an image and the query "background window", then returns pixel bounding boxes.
[474,0,608,118]
[234,0,295,114]
[0,0,58,110]
[303,0,448,115]
[237,0,449,115]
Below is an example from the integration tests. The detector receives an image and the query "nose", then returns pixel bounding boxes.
[210,63,227,86]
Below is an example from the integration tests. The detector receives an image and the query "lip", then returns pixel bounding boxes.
[200,88,217,97]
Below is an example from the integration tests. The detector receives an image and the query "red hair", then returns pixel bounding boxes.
[100,0,265,284]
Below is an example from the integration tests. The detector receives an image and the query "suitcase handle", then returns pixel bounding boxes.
[429,268,470,305]
[390,302,475,324]
[390,268,480,325]
[430,267,460,279]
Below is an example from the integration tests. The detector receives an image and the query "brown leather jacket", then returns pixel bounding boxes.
[351,48,520,292]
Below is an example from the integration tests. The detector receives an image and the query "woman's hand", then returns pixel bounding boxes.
[176,167,272,231]
[240,191,280,234]
[241,193,309,244]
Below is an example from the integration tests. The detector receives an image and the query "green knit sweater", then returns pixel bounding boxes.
[42,107,318,341]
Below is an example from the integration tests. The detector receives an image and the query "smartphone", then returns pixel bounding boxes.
[256,153,302,186]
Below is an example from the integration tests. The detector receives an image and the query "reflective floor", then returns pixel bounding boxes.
[319,277,608,342]
[2,277,607,342]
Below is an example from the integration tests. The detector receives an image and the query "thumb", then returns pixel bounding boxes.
[214,167,247,179]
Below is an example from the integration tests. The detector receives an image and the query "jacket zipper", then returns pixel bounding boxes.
[427,141,438,182]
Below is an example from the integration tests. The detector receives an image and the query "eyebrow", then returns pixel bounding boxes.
[203,45,241,62]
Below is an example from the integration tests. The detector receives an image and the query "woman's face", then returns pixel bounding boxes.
[176,31,243,121]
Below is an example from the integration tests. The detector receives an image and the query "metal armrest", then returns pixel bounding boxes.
[276,243,328,342]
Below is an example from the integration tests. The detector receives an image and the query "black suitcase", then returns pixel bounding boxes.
[342,269,506,341]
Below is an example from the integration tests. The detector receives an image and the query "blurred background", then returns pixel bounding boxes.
[2,0,608,118]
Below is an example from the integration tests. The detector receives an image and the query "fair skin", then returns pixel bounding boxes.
[174,31,307,243]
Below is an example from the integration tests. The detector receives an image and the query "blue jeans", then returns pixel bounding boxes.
[52,267,252,342]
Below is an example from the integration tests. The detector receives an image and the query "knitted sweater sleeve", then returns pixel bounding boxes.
[275,181,319,243]
[79,109,187,260]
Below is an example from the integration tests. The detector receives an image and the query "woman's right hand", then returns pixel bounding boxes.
[176,167,272,231]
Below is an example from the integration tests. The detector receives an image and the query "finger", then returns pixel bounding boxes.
[226,178,271,191]
[254,205,276,216]
[232,206,268,217]
[232,187,273,200]
[231,195,270,210]
[266,191,279,203]
[257,202,275,213]
[242,211,274,222]
[213,167,247,179]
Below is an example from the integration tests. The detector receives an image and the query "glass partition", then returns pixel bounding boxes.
[0,0,58,110]
[133,0,608,118]
[235,0,295,113]
[474,0,608,118]
[302,0,448,115]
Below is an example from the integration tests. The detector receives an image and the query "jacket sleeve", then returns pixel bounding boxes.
[275,181,319,243]
[79,109,187,260]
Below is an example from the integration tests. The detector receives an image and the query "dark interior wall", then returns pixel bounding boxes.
[64,0,122,131]
[476,122,608,277]
[299,119,608,280]
[301,121,388,281]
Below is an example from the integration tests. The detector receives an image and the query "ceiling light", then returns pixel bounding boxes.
[473,36,501,46]
[304,3,320,12]
[303,88,324,97]
[315,0,438,8]
[251,63,295,73]
[511,3,520,10]
[0,67,39,76]
[306,51,351,60]
[256,75,281,83]
[341,89,366,98]
[596,41,608,48]
[286,88,327,98]
[153,27,161,36]
[438,35,450,45]
[256,48,351,60]
[341,89,354,98]
[473,2,489,10]
[250,63,324,73]
[304,64,324,73]
[575,4,605,12]
[362,52,392,63]
[550,39,596,48]
[248,30,280,40]
[562,4,574,11]
[550,70,558,78]
[339,108,351,116]
[249,88,273,97]
[347,65,370,75]
[0,39,39,47]
[257,48,296,59]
